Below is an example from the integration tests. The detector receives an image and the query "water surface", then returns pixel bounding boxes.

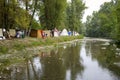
[0,39,120,80]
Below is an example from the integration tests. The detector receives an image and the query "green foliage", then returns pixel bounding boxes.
[15,8,30,29]
[31,20,41,30]
[0,0,85,34]
[115,0,120,40]
[66,0,86,33]
[85,1,117,39]
[0,0,41,31]
[43,0,67,30]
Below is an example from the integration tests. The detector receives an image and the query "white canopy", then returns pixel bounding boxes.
[60,29,68,36]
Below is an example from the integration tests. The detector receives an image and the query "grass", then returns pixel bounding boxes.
[0,35,83,54]
[32,35,83,46]
[0,46,8,54]
[13,43,25,50]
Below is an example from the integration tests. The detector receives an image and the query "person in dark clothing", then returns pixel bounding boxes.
[50,29,54,37]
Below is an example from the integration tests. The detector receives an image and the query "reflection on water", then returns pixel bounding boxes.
[79,41,119,80]
[0,39,120,80]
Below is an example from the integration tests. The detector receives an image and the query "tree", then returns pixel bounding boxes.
[43,0,67,30]
[116,0,120,40]
[0,0,43,37]
[85,1,117,38]
[31,19,41,30]
[15,8,30,29]
[66,0,85,34]
[0,0,4,29]
[19,0,39,35]
[0,0,9,30]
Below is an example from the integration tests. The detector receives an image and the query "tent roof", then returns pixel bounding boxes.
[60,29,68,36]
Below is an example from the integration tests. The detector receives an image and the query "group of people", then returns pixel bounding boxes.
[15,30,25,38]
[41,30,48,39]
[1,27,74,39]
[2,28,11,39]
[41,28,59,39]
[50,28,60,37]
[2,28,25,39]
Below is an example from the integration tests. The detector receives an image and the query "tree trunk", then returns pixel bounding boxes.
[28,0,38,36]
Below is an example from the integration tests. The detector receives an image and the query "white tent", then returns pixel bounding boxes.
[73,31,79,36]
[54,31,59,37]
[54,28,59,37]
[0,29,3,36]
[75,32,79,36]
[60,29,68,36]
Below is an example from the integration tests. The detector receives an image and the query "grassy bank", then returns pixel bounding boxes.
[0,35,83,69]
[0,35,83,54]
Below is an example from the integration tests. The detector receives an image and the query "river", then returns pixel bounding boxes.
[0,38,120,80]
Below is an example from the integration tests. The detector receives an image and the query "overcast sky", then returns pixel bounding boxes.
[82,0,111,22]
[67,0,111,22]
